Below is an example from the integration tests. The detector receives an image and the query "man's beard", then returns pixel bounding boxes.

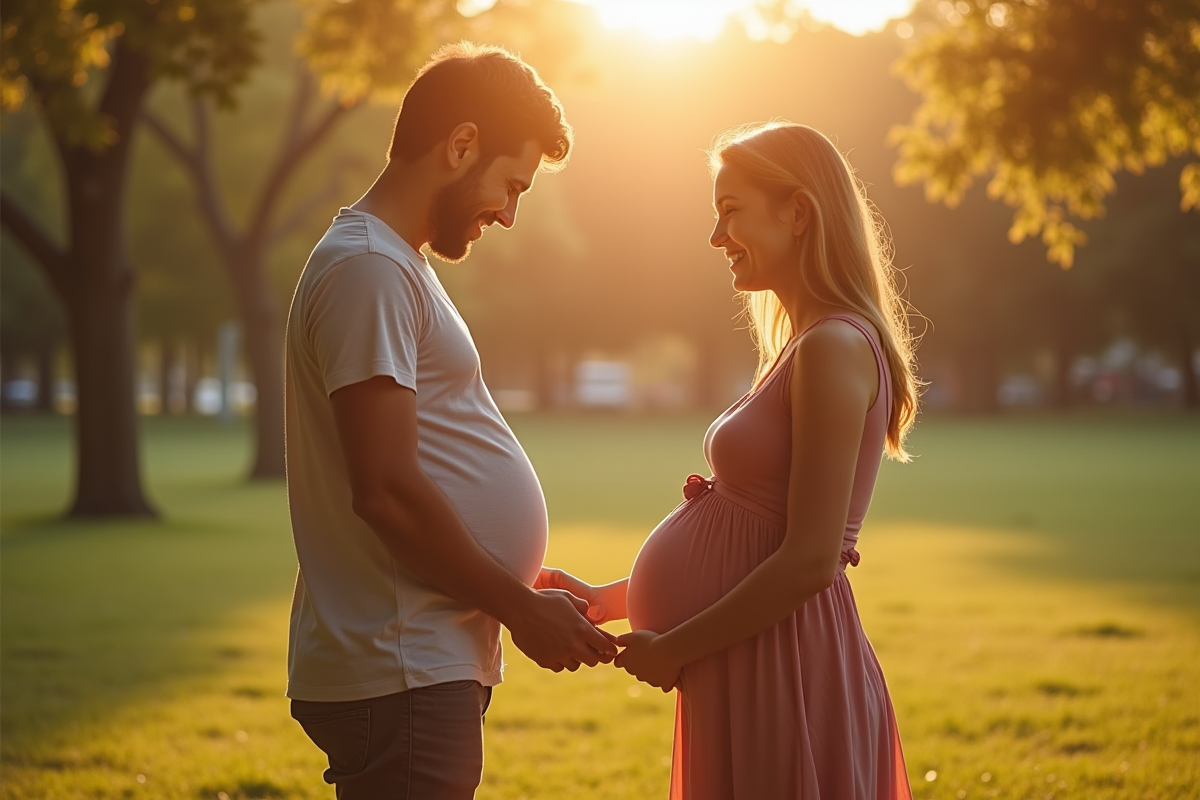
[427,162,488,263]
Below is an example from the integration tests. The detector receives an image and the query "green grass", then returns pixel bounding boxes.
[2,413,1198,799]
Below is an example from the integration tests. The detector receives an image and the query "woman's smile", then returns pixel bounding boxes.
[709,163,803,295]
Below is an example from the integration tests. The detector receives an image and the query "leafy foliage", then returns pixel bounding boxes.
[892,0,1200,267]
[296,0,466,105]
[0,0,259,148]
[295,0,593,106]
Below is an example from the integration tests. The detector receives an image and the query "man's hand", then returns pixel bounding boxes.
[507,589,618,673]
[535,567,628,626]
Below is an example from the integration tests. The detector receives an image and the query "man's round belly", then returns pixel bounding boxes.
[447,470,548,586]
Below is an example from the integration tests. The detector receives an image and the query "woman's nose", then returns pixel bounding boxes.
[709,220,726,249]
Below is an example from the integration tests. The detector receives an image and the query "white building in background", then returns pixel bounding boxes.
[575,360,634,409]
[192,377,256,417]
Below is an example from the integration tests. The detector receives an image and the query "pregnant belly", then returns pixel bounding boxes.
[627,493,783,634]
[627,506,699,634]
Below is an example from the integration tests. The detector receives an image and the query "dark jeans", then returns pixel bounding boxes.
[291,680,492,800]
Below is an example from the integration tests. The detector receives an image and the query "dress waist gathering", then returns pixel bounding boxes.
[681,474,861,573]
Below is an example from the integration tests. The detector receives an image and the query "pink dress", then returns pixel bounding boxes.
[627,315,912,800]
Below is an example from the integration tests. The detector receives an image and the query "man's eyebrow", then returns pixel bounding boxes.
[714,194,736,206]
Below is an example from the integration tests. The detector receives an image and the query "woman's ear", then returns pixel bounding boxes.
[445,122,480,170]
[790,190,812,238]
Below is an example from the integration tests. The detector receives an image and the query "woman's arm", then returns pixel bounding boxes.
[536,569,629,624]
[616,321,877,689]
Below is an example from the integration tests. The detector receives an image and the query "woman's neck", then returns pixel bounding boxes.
[779,288,848,340]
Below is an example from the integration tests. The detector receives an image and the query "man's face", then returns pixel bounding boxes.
[427,139,543,262]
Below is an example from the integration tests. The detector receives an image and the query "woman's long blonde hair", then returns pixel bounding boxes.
[710,122,920,461]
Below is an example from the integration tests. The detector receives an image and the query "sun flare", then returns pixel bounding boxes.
[578,0,748,41]
[570,0,917,41]
[800,0,918,35]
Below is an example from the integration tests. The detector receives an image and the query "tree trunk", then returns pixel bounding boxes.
[183,339,199,414]
[1049,271,1075,410]
[142,83,357,480]
[233,249,285,478]
[0,346,15,412]
[36,342,55,413]
[1182,327,1198,412]
[958,310,1001,414]
[66,265,155,516]
[959,346,1000,414]
[159,339,174,415]
[59,43,157,518]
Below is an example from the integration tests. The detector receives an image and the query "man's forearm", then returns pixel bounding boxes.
[355,472,534,627]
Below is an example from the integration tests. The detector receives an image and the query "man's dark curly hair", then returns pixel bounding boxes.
[388,41,572,171]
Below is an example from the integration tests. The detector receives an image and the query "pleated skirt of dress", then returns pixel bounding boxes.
[627,490,912,800]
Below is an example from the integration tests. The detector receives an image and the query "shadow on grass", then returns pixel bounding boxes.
[1,416,295,755]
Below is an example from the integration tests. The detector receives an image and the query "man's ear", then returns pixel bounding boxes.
[445,122,480,172]
[790,190,813,238]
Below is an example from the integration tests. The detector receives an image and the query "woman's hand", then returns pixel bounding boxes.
[534,568,627,625]
[615,630,682,691]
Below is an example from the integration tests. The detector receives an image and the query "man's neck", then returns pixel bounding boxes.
[350,162,432,251]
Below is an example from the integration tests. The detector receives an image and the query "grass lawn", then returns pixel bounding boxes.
[2,413,1198,799]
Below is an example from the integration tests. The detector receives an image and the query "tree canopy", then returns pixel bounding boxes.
[892,0,1200,267]
[0,0,260,516]
[1,0,258,145]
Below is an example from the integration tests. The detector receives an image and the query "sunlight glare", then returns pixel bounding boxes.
[571,0,918,40]
[578,0,749,41]
[800,0,917,35]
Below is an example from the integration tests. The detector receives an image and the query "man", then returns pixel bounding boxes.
[284,42,616,798]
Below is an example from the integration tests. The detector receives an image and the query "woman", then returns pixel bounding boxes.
[550,121,919,798]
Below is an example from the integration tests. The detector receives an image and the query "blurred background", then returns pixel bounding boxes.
[2,1,1198,799]
[2,0,1197,475]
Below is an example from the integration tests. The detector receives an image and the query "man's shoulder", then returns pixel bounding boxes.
[328,208,426,270]
[308,211,390,269]
[304,214,426,291]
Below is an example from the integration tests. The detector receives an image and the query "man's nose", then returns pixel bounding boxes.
[496,197,518,229]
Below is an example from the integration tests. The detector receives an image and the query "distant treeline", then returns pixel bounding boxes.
[3,5,1197,415]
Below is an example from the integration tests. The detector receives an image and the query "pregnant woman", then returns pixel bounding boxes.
[549,121,920,798]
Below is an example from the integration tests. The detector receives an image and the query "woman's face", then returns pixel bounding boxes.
[709,163,804,294]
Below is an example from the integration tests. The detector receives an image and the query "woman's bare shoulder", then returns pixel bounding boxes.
[790,317,879,404]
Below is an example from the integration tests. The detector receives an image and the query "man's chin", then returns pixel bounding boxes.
[428,238,472,264]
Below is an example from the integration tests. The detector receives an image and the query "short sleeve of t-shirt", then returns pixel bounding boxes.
[305,253,426,397]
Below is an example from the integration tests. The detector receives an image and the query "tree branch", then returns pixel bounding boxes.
[266,156,367,247]
[283,64,317,155]
[246,95,359,249]
[0,192,73,299]
[141,109,199,173]
[96,37,153,142]
[143,98,238,252]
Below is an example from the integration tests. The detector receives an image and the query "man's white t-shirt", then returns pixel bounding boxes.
[284,207,548,702]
